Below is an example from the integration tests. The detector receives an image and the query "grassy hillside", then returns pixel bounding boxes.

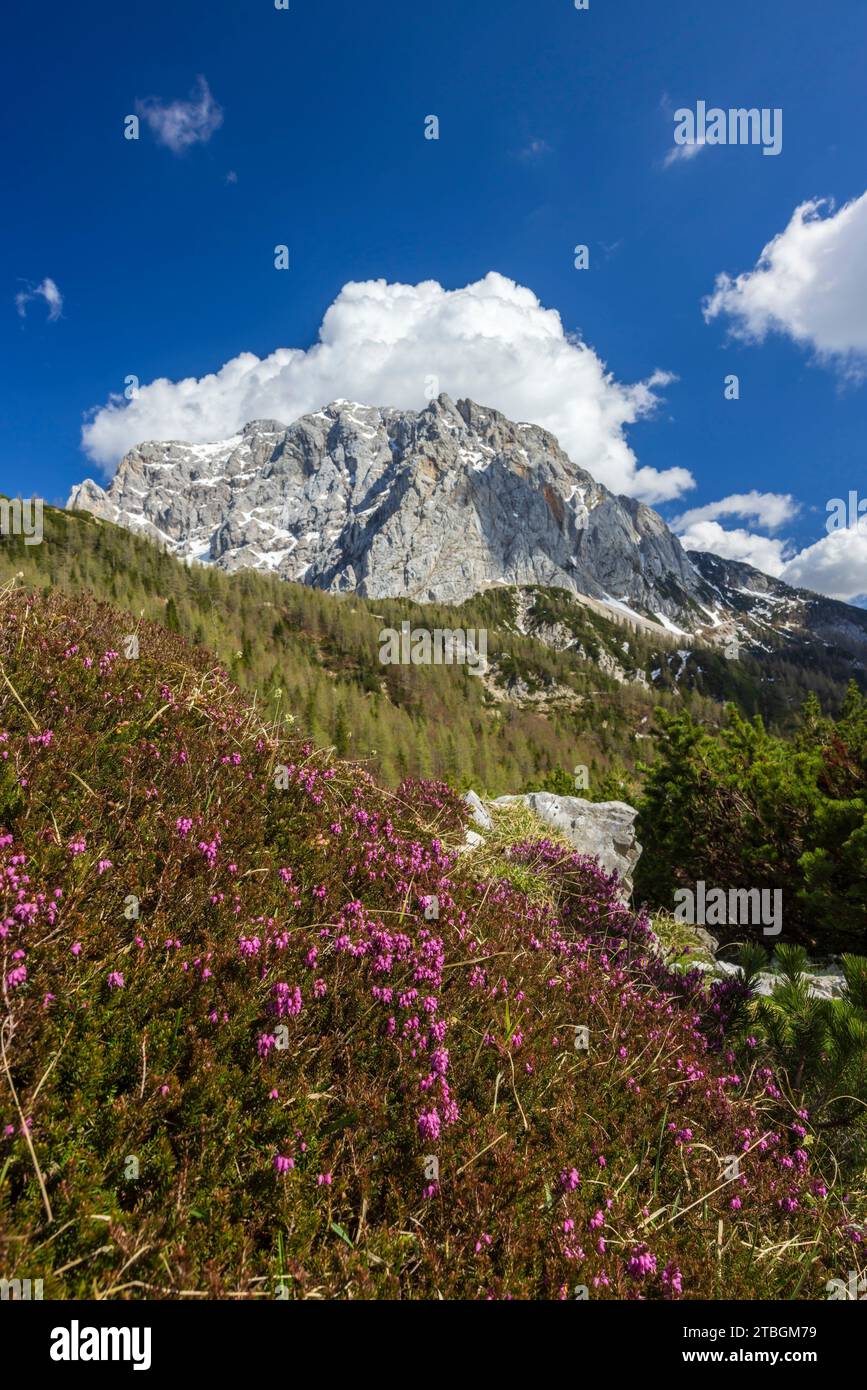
[0,504,852,798]
[1,586,863,1299]
[0,505,681,793]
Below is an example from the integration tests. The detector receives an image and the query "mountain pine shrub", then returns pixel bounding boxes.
[635,693,867,955]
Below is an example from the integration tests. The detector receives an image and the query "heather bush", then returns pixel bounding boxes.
[0,590,863,1300]
[393,777,470,837]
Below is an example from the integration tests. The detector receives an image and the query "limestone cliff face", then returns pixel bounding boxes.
[68,395,713,622]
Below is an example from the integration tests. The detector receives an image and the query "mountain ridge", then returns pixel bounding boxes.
[68,394,715,622]
[67,394,867,680]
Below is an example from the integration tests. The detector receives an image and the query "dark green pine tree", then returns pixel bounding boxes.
[165,596,182,633]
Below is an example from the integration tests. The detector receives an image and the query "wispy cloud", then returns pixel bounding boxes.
[135,75,223,155]
[663,136,706,169]
[15,277,63,322]
[659,92,706,169]
[514,138,552,162]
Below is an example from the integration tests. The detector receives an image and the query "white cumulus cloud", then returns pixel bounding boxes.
[81,272,693,502]
[514,138,552,161]
[674,492,799,580]
[703,192,867,373]
[135,76,223,155]
[15,277,63,322]
[677,519,792,576]
[780,526,867,603]
[673,490,799,533]
[675,490,867,602]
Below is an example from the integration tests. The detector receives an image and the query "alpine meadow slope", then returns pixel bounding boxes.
[1,583,863,1300]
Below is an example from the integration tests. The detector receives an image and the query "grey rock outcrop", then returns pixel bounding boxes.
[673,921,849,999]
[489,792,641,896]
[699,957,848,1000]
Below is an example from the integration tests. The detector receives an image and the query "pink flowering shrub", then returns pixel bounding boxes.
[394,778,470,837]
[0,590,863,1300]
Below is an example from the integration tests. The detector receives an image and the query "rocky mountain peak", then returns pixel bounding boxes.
[69,395,708,618]
[65,396,861,664]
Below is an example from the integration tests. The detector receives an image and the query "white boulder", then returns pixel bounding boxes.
[486,792,641,897]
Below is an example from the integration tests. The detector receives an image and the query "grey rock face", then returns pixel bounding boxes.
[489,791,641,896]
[690,549,867,666]
[68,395,715,623]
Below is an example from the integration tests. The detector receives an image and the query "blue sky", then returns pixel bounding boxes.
[3,0,867,599]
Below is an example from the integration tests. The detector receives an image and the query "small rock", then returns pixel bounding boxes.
[464,790,492,831]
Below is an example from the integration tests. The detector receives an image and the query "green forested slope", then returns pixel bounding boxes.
[0,502,852,792]
[0,505,684,791]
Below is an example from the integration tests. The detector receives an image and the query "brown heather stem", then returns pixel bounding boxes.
[0,658,40,731]
[0,1011,54,1223]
